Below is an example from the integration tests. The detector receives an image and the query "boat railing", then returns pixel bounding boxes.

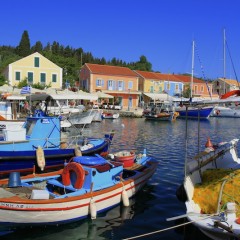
[0,134,84,150]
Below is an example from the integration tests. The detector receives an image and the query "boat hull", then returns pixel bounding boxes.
[0,138,110,178]
[177,107,213,119]
[0,161,157,227]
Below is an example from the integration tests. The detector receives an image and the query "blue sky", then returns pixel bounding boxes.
[1,0,240,80]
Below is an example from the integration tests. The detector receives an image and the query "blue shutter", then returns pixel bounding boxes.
[102,80,104,87]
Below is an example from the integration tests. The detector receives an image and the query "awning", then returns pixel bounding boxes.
[26,92,98,102]
[92,91,114,99]
[143,93,174,101]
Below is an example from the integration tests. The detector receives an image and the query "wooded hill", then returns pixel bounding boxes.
[0,30,152,89]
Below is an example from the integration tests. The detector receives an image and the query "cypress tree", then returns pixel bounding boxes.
[17,30,31,57]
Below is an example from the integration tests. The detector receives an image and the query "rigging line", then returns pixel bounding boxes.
[225,40,240,88]
[122,213,217,240]
[195,43,212,99]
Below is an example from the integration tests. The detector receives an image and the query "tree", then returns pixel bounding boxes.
[32,41,43,53]
[135,55,152,71]
[0,74,7,86]
[182,84,191,98]
[17,30,31,57]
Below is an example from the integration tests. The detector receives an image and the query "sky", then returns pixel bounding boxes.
[1,0,240,80]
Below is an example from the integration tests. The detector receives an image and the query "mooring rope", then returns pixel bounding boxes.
[122,213,216,240]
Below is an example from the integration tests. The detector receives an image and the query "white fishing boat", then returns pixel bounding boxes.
[0,150,157,229]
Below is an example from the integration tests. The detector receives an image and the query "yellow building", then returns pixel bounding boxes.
[2,52,62,89]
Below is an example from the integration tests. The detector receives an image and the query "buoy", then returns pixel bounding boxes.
[90,198,97,219]
[74,145,82,156]
[205,137,213,148]
[122,189,129,207]
[36,146,45,171]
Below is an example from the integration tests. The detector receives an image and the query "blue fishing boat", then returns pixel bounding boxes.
[0,150,157,228]
[0,110,113,178]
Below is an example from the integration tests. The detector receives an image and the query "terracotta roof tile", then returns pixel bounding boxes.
[174,74,205,83]
[135,70,182,82]
[85,63,138,77]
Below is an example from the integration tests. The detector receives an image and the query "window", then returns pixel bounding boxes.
[108,80,114,90]
[96,79,104,87]
[15,71,21,81]
[34,57,40,67]
[28,72,33,84]
[118,80,123,91]
[194,85,198,93]
[201,86,204,92]
[150,86,154,93]
[167,82,170,90]
[128,81,133,90]
[175,84,179,90]
[52,74,57,83]
[40,73,46,83]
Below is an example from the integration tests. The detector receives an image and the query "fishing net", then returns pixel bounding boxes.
[193,168,240,216]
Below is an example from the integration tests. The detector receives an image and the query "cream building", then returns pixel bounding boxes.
[2,52,62,89]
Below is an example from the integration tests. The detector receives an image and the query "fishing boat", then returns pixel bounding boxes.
[174,136,240,239]
[0,109,114,179]
[143,101,178,121]
[0,150,157,229]
[101,112,120,119]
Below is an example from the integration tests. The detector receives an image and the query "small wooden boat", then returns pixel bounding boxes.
[143,101,178,121]
[102,112,119,119]
[0,150,157,229]
[175,138,240,240]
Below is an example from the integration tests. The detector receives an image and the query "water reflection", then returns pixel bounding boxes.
[2,117,239,239]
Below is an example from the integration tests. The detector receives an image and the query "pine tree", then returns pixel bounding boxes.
[17,30,31,57]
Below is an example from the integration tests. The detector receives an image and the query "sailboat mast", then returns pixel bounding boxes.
[191,40,195,98]
[223,29,226,94]
[223,29,226,79]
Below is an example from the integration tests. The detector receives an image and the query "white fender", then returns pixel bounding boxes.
[90,198,97,219]
[36,146,45,171]
[74,146,82,156]
[122,189,129,207]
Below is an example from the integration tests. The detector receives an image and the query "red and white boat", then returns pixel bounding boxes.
[101,112,119,119]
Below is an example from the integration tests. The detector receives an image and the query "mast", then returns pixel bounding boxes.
[190,40,195,98]
[223,29,226,94]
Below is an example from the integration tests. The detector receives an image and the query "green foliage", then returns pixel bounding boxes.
[0,74,7,86]
[0,30,155,87]
[17,78,28,88]
[17,30,31,57]
[182,84,191,98]
[32,82,51,90]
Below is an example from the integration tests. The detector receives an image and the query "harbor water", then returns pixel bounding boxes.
[2,117,240,240]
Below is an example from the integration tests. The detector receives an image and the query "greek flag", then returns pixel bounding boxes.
[20,86,31,94]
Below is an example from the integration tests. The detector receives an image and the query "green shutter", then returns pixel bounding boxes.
[15,72,20,81]
[28,72,33,83]
[34,57,39,67]
[52,74,57,82]
[40,73,46,83]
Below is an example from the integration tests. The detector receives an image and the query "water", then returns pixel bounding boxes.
[2,117,240,240]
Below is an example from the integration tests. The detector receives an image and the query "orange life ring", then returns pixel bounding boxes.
[62,162,85,189]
